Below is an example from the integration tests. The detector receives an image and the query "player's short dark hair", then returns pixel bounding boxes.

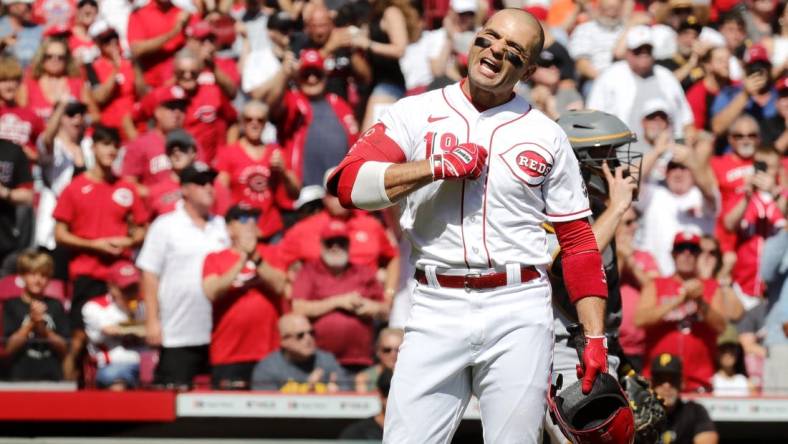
[92,124,120,146]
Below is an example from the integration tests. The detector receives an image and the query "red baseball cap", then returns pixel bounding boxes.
[108,261,141,289]
[776,76,788,92]
[152,85,188,109]
[321,219,349,240]
[186,20,214,40]
[745,44,771,65]
[672,232,701,250]
[299,49,325,73]
[43,24,71,38]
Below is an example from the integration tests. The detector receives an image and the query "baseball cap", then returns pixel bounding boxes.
[450,0,477,14]
[677,15,702,34]
[294,184,326,210]
[152,85,188,109]
[1,0,34,5]
[672,231,701,250]
[108,261,141,289]
[640,97,670,119]
[745,43,771,66]
[321,219,350,241]
[626,25,654,50]
[651,353,683,379]
[537,49,557,68]
[186,20,215,40]
[225,205,261,222]
[43,24,71,38]
[179,162,218,186]
[524,0,549,21]
[165,129,196,154]
[776,77,788,93]
[299,49,325,74]
[88,19,117,41]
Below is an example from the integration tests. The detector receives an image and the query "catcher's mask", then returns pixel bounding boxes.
[547,373,635,444]
[557,110,642,200]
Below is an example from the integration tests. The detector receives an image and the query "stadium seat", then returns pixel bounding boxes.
[0,275,67,302]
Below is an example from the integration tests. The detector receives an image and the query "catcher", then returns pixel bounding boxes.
[544,110,666,444]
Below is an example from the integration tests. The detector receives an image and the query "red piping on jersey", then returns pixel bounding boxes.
[481,106,531,267]
[442,86,472,269]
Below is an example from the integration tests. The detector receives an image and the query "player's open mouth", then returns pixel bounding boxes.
[479,57,501,77]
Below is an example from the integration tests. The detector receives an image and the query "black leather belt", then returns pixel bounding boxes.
[414,266,540,290]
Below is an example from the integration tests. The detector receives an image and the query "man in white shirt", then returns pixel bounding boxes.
[137,163,230,388]
[587,25,694,141]
[568,0,625,89]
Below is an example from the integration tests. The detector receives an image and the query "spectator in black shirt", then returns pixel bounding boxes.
[651,353,719,444]
[2,250,69,381]
[0,139,33,275]
[339,368,391,440]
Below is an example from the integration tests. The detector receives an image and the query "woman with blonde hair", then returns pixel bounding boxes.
[17,37,93,121]
[352,0,421,130]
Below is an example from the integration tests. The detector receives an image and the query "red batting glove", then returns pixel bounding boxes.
[431,143,488,180]
[576,335,608,394]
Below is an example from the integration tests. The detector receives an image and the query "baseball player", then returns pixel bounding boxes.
[327,9,609,443]
[546,110,665,444]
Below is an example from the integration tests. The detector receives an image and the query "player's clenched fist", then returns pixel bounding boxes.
[431,143,488,181]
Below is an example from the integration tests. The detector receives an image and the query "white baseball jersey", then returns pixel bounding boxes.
[378,82,592,270]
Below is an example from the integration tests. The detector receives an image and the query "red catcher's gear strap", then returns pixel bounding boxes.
[553,219,608,303]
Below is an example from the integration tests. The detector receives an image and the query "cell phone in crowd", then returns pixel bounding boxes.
[754,160,768,172]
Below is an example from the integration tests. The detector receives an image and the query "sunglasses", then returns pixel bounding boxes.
[176,69,200,79]
[730,132,759,140]
[284,329,314,340]
[44,53,67,61]
[379,346,398,354]
[163,101,187,111]
[323,237,349,248]
[631,46,653,56]
[233,214,259,224]
[473,36,525,68]
[673,244,701,255]
[169,143,195,154]
[243,115,266,123]
[299,69,325,80]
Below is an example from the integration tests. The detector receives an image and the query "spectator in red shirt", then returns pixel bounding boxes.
[723,146,787,310]
[202,205,288,389]
[126,0,193,89]
[635,232,728,392]
[53,124,148,381]
[145,129,196,219]
[686,46,731,132]
[292,219,387,373]
[136,49,237,164]
[0,56,44,158]
[280,186,400,300]
[184,20,239,100]
[266,49,359,189]
[215,100,300,241]
[615,207,660,372]
[18,36,90,121]
[69,0,100,64]
[86,20,139,141]
[121,85,187,197]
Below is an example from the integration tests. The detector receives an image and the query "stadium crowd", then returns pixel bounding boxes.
[0,0,787,422]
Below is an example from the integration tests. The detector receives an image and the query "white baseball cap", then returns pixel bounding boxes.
[640,97,670,119]
[88,20,115,39]
[294,185,326,210]
[626,25,654,50]
[451,0,477,14]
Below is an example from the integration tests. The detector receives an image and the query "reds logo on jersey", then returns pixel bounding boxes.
[499,143,554,187]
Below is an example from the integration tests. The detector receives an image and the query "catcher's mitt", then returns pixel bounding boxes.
[622,372,667,444]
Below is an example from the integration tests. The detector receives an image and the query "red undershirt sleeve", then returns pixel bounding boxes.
[553,218,608,304]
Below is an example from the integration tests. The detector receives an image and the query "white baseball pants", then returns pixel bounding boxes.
[384,273,554,444]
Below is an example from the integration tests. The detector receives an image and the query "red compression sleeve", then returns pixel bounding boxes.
[553,218,608,304]
[326,122,406,209]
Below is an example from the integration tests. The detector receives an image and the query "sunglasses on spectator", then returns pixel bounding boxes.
[673,244,701,255]
[44,53,67,61]
[730,132,759,140]
[232,214,259,224]
[299,69,325,80]
[176,69,200,79]
[169,143,195,154]
[323,237,349,249]
[651,374,681,387]
[163,101,188,111]
[631,46,653,56]
[243,115,266,123]
[379,346,398,354]
[284,329,314,340]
